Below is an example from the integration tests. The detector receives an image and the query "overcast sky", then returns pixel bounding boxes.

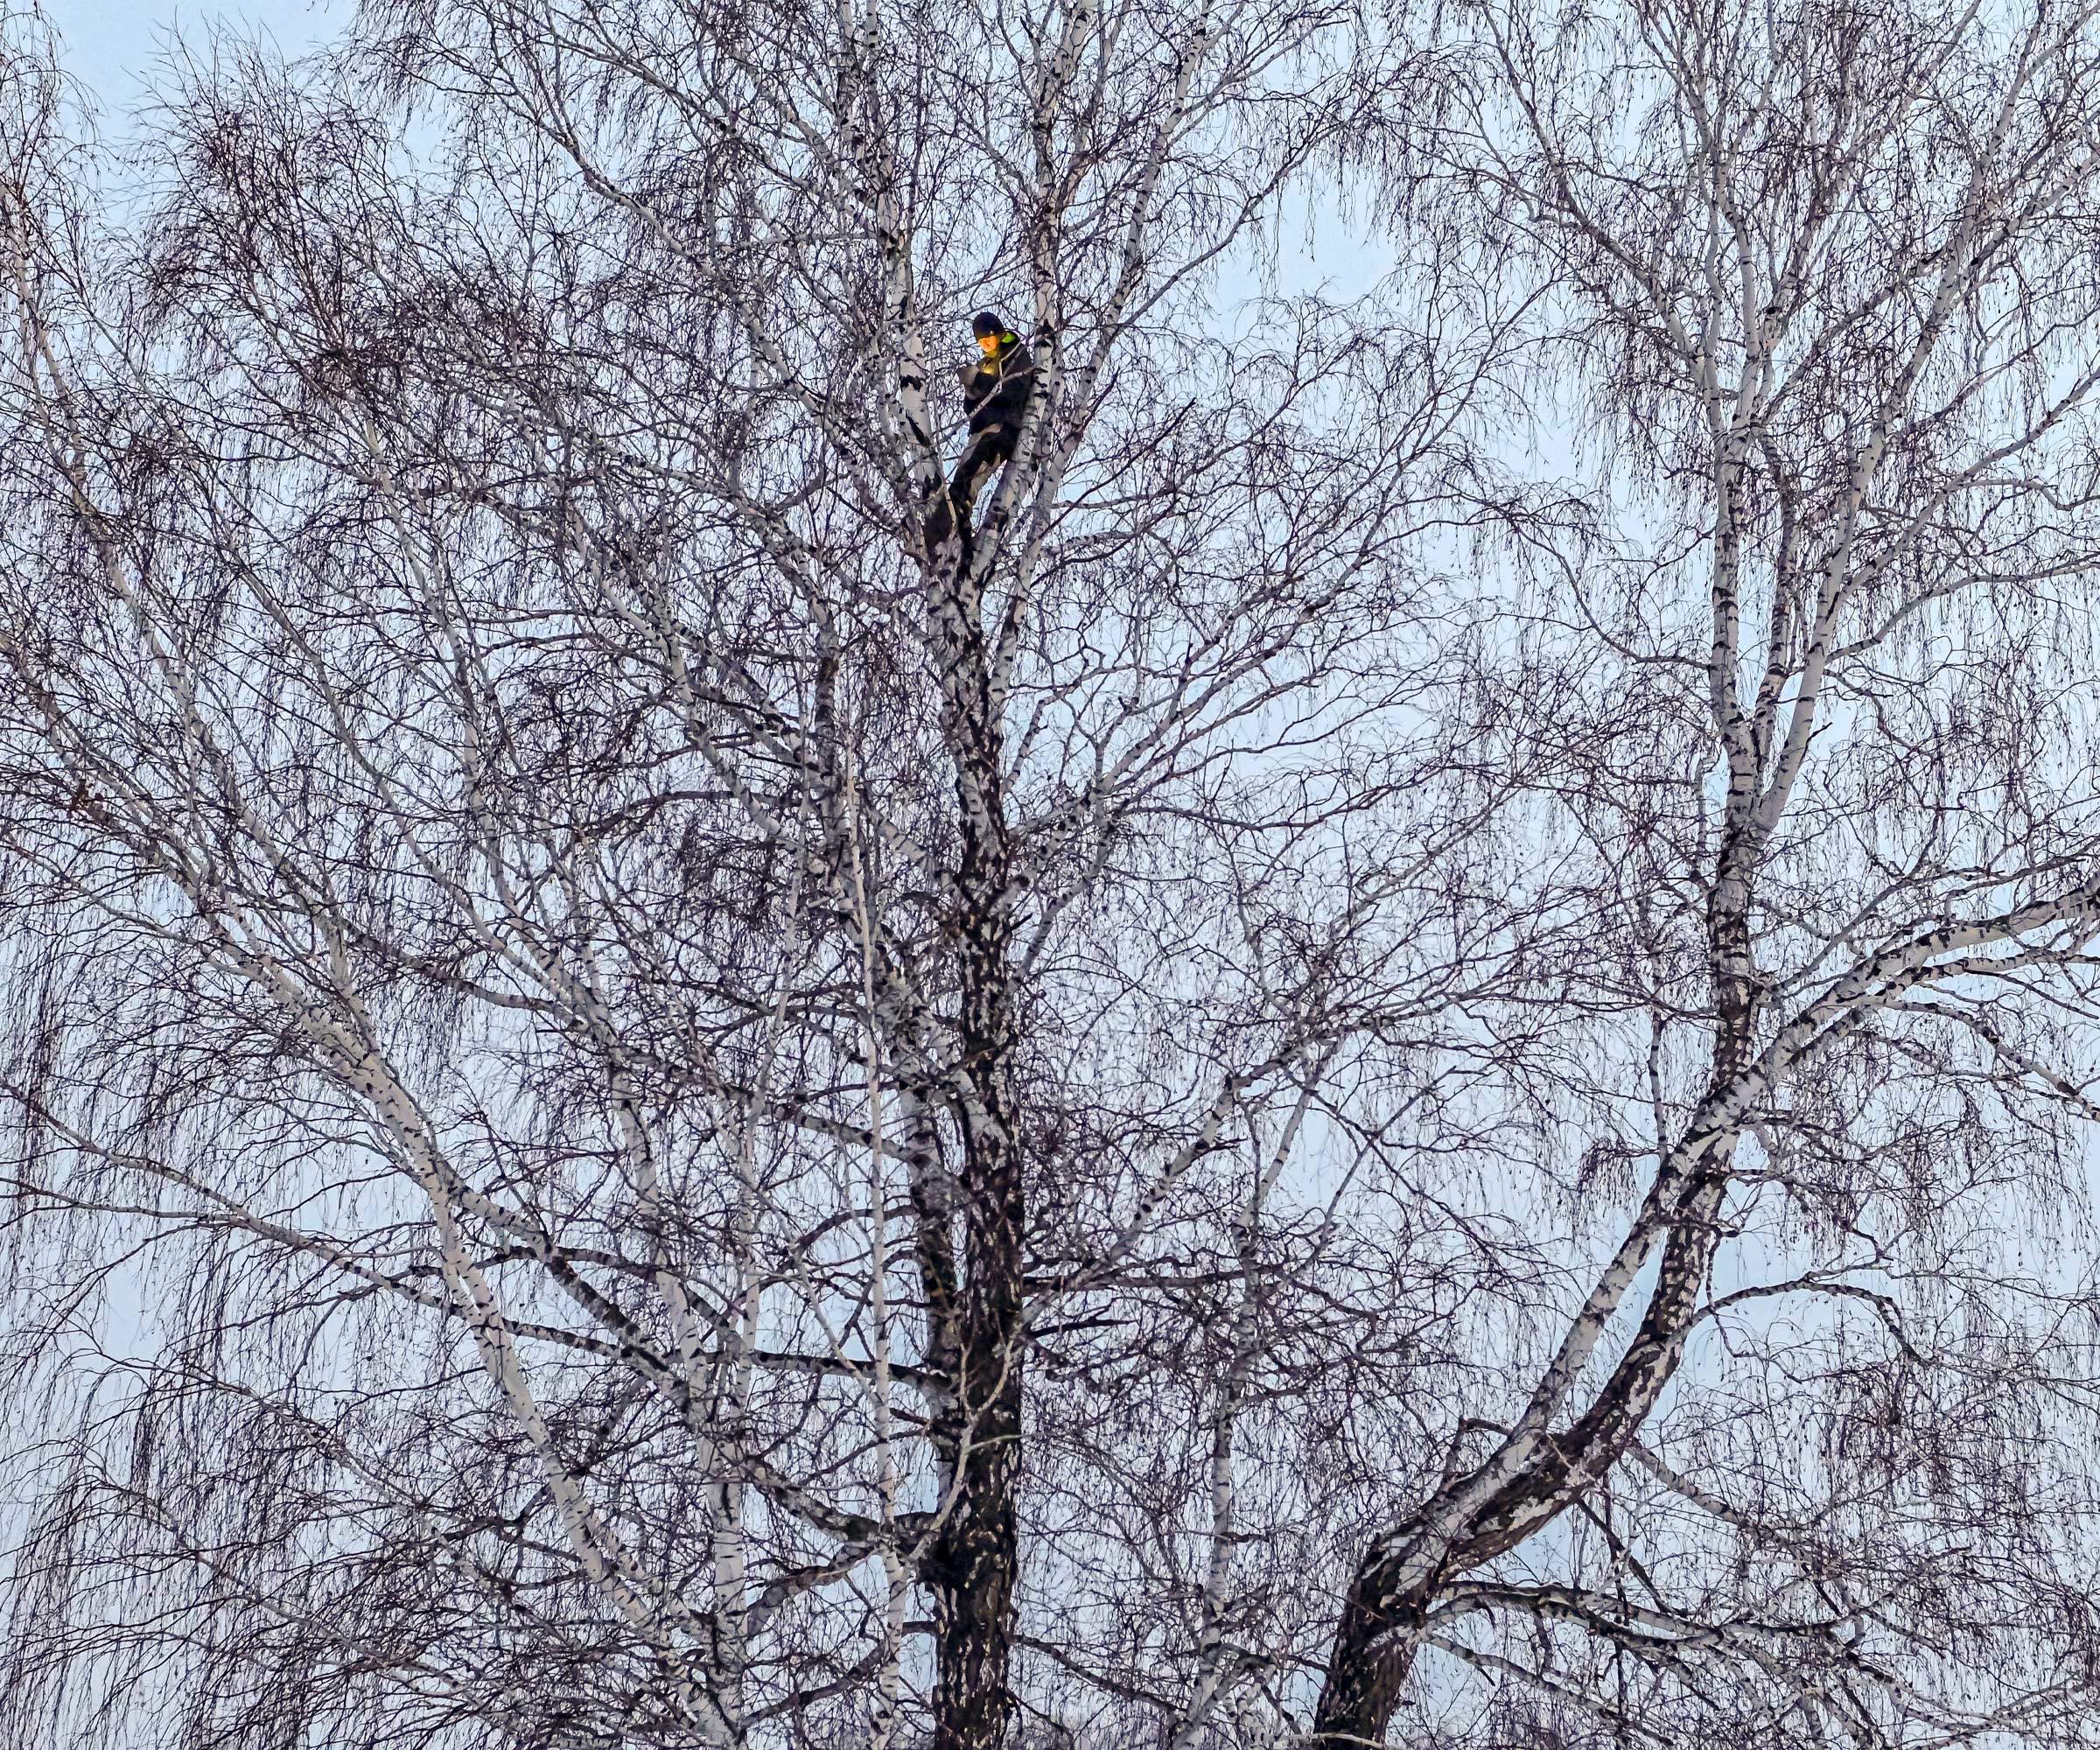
[52,0,345,109]
[40,0,1391,304]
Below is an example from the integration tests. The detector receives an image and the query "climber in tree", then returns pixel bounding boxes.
[924,311,1035,559]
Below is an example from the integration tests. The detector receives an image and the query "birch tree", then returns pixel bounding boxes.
[1310,0,2100,1743]
[0,1,1531,1746]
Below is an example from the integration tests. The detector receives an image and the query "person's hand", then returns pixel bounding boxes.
[956,361,977,391]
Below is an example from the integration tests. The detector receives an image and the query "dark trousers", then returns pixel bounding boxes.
[925,424,1018,556]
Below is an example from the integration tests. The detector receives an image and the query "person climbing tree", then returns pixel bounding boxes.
[924,311,1035,559]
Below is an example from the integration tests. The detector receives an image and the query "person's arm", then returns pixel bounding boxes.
[991,342,1035,416]
[959,359,994,416]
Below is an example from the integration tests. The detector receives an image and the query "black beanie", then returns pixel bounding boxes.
[972,311,1008,339]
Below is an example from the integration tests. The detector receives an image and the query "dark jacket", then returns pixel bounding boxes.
[960,333,1035,434]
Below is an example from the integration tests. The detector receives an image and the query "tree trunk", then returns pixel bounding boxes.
[1312,829,1765,1746]
[924,547,1026,1750]
[1312,1566,1433,1747]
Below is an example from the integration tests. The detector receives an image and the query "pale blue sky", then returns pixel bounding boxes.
[40,0,1387,304]
[50,0,345,108]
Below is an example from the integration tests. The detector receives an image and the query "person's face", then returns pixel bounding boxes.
[976,332,1001,355]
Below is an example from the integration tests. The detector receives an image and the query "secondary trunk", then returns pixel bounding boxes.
[1312,1566,1436,1747]
[1312,832,1764,1746]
